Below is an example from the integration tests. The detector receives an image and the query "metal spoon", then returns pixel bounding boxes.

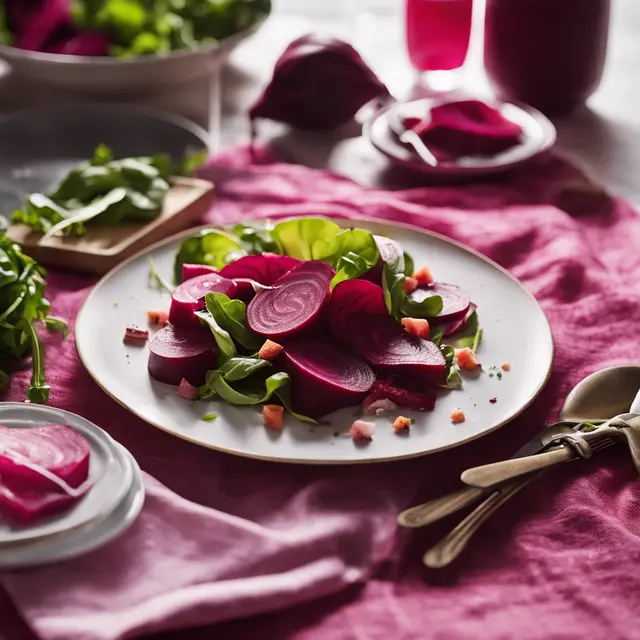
[409,365,640,566]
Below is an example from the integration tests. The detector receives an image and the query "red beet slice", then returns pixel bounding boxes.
[0,424,91,523]
[408,100,523,160]
[148,325,215,386]
[0,425,89,491]
[247,261,335,341]
[182,263,218,282]
[278,339,375,418]
[406,282,471,323]
[331,279,446,387]
[330,278,388,340]
[169,273,237,327]
[220,254,302,301]
[363,380,436,412]
[443,303,478,337]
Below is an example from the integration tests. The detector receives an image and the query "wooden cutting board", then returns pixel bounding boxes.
[6,177,214,275]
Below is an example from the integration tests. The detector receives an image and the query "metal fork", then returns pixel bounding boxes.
[422,437,615,568]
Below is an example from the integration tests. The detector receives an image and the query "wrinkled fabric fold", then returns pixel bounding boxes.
[1,147,639,640]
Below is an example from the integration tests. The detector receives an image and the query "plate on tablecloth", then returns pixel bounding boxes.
[76,217,553,464]
[367,98,556,176]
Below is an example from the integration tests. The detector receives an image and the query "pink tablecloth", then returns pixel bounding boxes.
[1,147,640,640]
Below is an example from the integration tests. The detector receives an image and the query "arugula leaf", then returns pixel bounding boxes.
[204,292,263,351]
[382,257,406,320]
[44,317,69,339]
[206,370,290,405]
[148,257,173,294]
[173,229,245,283]
[448,311,483,352]
[231,221,279,254]
[403,251,415,277]
[0,234,67,402]
[218,356,272,382]
[195,310,236,363]
[175,149,208,177]
[402,294,444,319]
[274,385,317,423]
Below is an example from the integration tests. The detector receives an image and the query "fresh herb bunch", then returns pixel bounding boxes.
[71,0,272,58]
[12,145,206,238]
[0,231,67,403]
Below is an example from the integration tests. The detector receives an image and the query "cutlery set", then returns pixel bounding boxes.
[398,367,640,568]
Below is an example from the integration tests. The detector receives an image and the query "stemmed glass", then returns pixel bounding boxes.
[405,0,474,95]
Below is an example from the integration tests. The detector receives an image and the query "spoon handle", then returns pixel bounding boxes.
[423,475,536,568]
[460,446,571,488]
[397,485,488,528]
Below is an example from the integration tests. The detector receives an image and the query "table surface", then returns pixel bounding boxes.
[223,0,640,204]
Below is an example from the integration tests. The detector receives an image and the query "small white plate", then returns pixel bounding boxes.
[0,403,133,546]
[76,217,554,464]
[0,446,144,569]
[367,98,556,176]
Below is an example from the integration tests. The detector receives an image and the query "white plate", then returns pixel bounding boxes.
[0,446,144,569]
[76,218,554,464]
[367,98,556,176]
[0,404,133,545]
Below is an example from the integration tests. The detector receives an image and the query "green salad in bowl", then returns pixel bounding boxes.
[0,0,271,58]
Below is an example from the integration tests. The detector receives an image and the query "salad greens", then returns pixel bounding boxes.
[0,230,66,403]
[174,230,245,282]
[0,1,271,58]
[12,145,206,238]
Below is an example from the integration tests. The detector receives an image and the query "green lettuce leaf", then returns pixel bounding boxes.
[173,229,245,283]
[206,370,290,405]
[204,292,263,351]
[401,294,444,319]
[218,356,272,382]
[449,310,483,352]
[231,221,279,254]
[195,310,237,362]
[272,217,342,261]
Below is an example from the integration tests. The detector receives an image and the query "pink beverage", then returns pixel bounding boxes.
[484,0,611,116]
[406,0,474,71]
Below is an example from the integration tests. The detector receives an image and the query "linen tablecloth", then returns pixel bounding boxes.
[1,147,639,640]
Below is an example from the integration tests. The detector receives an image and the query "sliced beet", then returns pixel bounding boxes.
[247,261,335,341]
[443,303,477,337]
[220,254,302,301]
[353,316,446,387]
[331,279,446,387]
[182,264,218,283]
[363,380,436,412]
[406,282,471,323]
[148,325,215,386]
[362,235,402,284]
[0,424,91,523]
[330,278,388,340]
[278,339,375,418]
[169,273,237,327]
[0,425,89,491]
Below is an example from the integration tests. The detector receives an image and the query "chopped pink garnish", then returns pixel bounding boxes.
[147,309,169,325]
[177,378,198,400]
[450,410,465,424]
[455,347,480,371]
[362,397,398,416]
[403,276,419,294]
[501,362,511,371]
[412,266,434,286]
[401,317,431,340]
[124,326,149,341]
[258,339,283,361]
[349,420,375,441]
